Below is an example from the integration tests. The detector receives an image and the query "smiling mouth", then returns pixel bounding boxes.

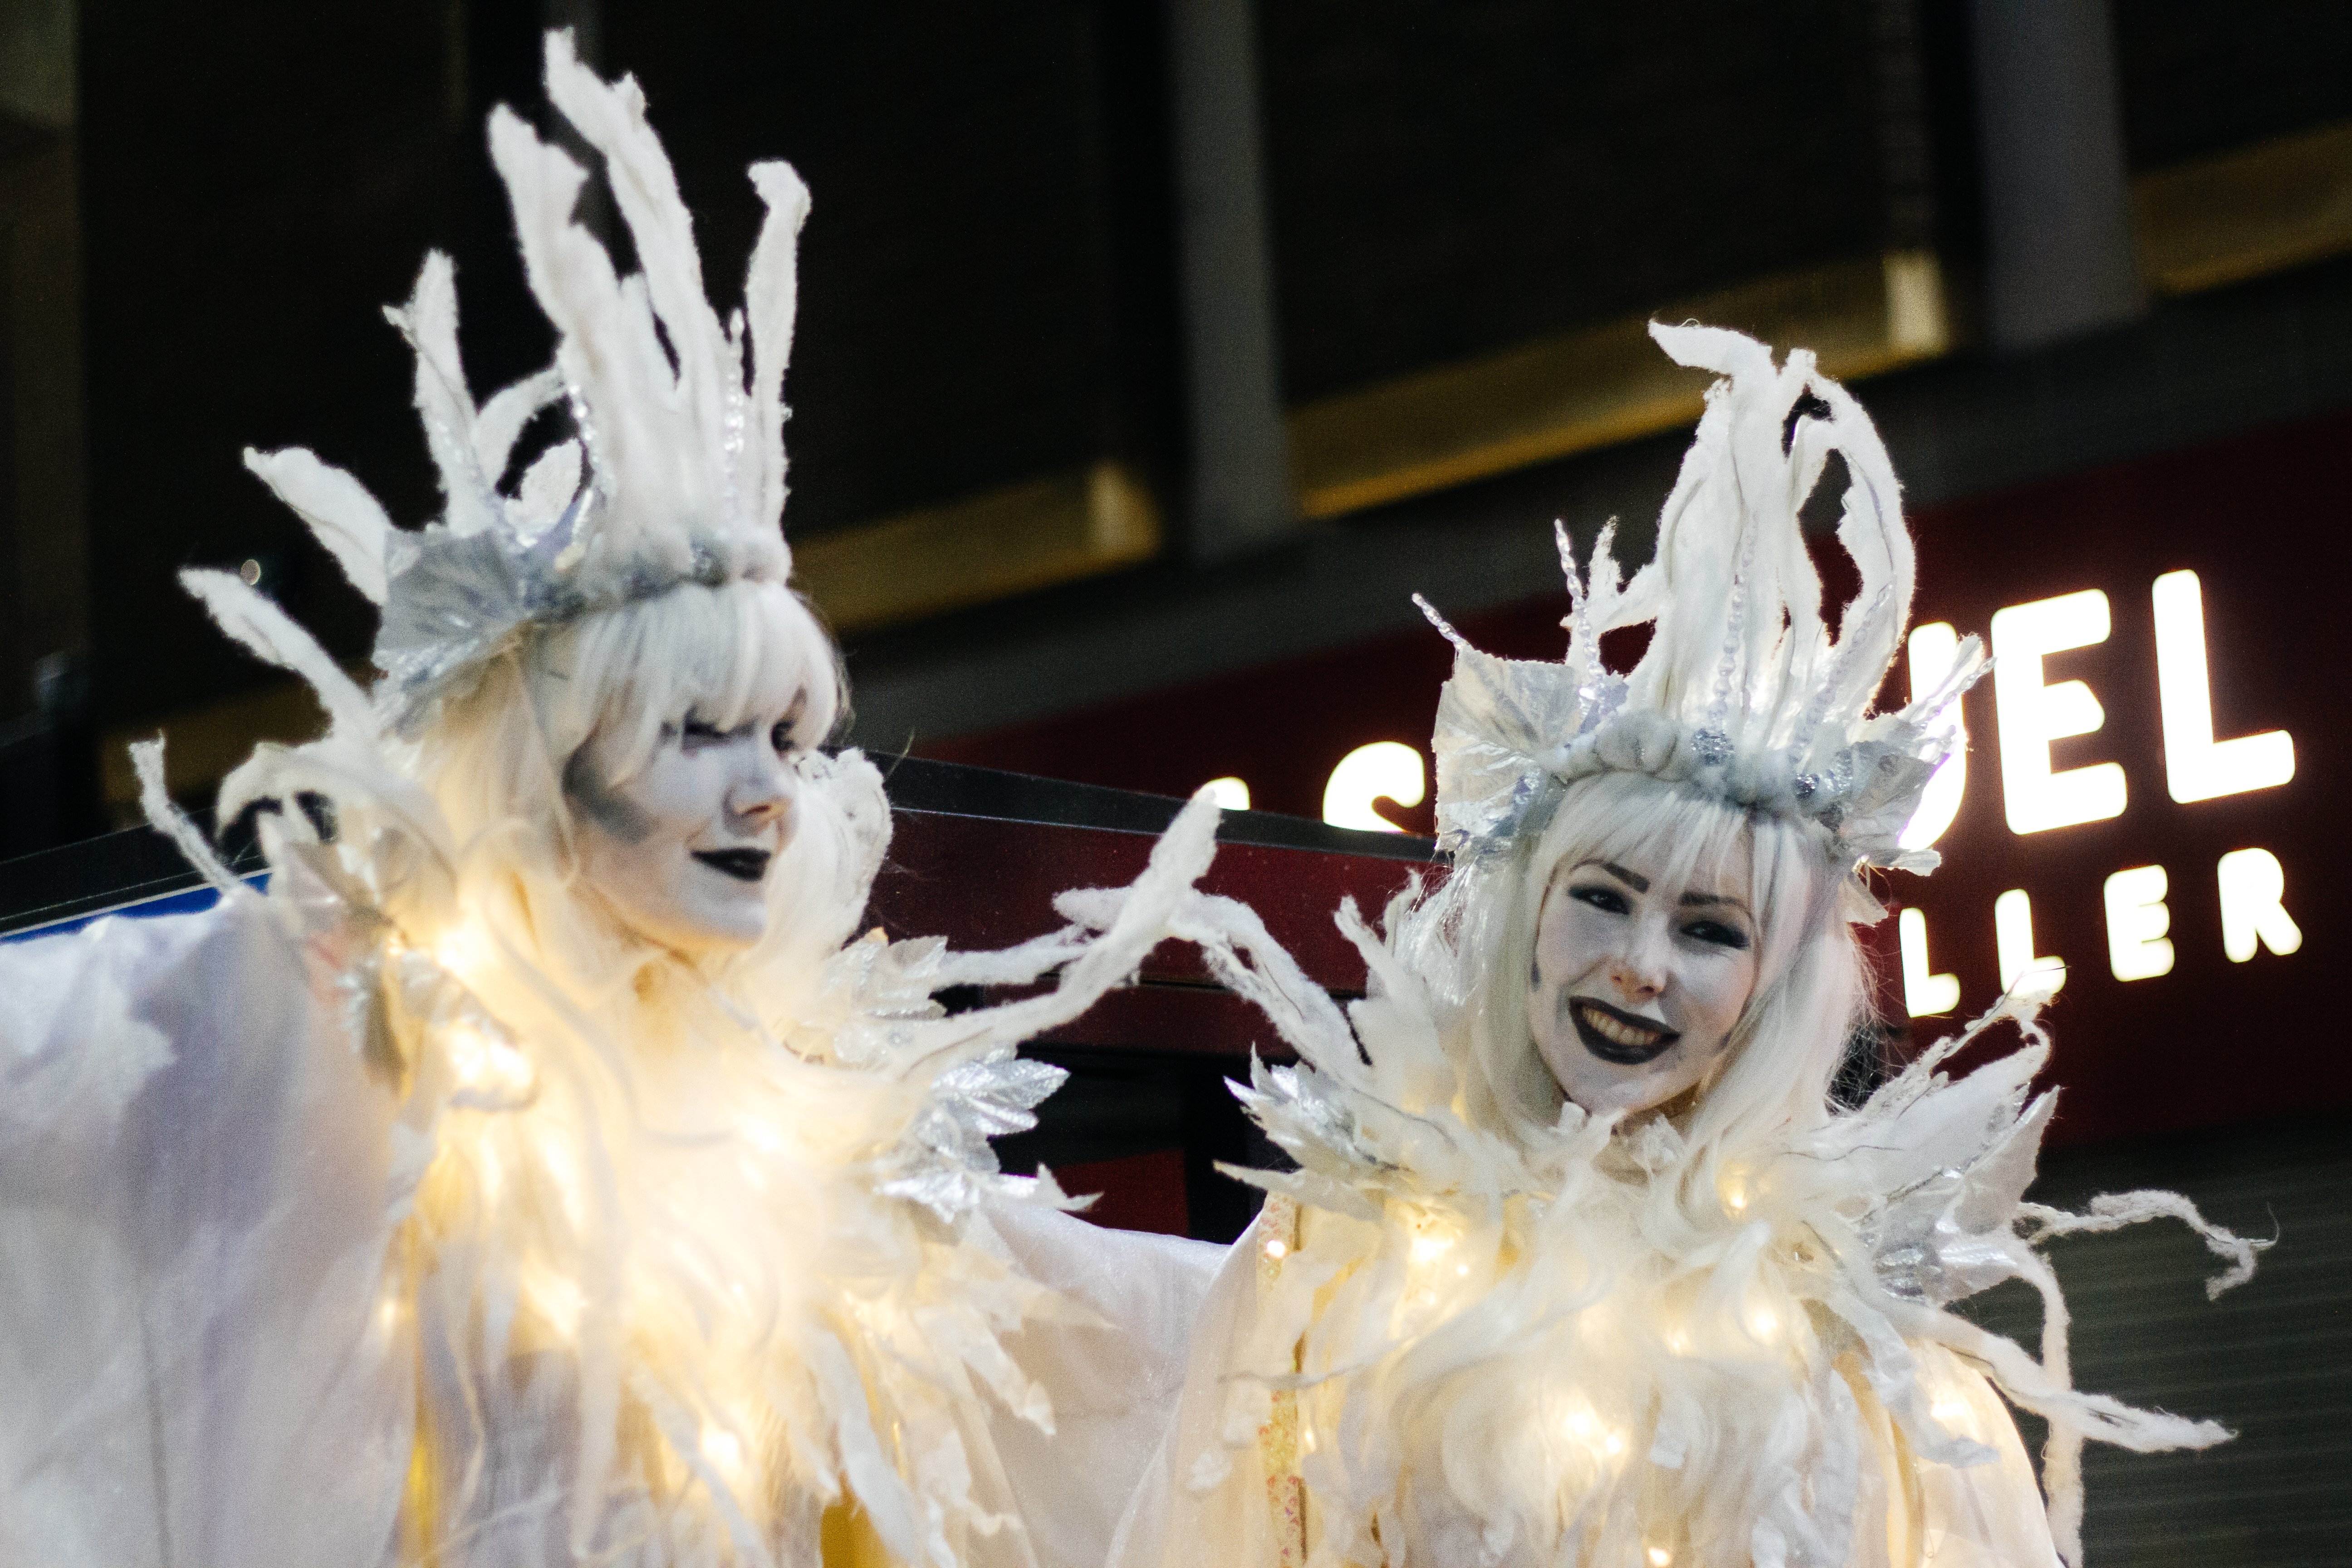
[1568,998,1681,1065]
[691,848,773,883]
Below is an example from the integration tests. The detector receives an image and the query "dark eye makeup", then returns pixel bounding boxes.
[770,691,813,758]
[1569,880,1751,951]
[1569,883,1632,916]
[1681,918,1752,951]
[675,701,812,757]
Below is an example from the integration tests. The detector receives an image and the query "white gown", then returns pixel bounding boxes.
[0,764,1225,1568]
[1105,892,2261,1568]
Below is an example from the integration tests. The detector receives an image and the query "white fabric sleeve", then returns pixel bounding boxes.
[0,901,411,1568]
[1,908,184,1143]
[1101,1211,1297,1568]
[980,1201,1226,1568]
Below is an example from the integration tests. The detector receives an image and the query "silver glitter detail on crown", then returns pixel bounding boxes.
[238,34,812,735]
[1419,324,1987,887]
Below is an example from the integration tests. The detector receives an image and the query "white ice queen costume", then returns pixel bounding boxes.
[0,34,1220,1568]
[1114,324,2264,1568]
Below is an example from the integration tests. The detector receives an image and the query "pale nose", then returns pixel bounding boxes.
[730,750,795,836]
[1607,932,1667,1003]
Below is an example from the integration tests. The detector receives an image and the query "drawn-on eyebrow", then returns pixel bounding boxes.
[1576,859,1751,917]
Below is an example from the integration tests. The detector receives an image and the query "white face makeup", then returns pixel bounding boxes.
[566,691,813,955]
[1528,853,1761,1118]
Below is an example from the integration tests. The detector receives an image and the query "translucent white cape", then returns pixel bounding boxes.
[0,748,1225,1568]
[1107,888,2263,1568]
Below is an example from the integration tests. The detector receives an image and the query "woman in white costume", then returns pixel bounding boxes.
[1117,324,2262,1568]
[0,35,1220,1568]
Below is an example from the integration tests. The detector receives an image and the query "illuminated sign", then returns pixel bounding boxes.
[1990,589,2127,833]
[1895,568,2298,1013]
[1320,742,1426,833]
[1201,775,1253,812]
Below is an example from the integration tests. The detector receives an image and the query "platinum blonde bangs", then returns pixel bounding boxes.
[532,577,845,787]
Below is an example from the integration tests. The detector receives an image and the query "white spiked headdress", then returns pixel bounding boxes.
[1418,323,1983,887]
[240,32,810,734]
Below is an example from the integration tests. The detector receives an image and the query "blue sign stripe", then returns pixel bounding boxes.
[0,874,272,944]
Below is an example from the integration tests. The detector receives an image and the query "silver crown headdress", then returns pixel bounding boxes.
[236,32,809,734]
[1417,323,1984,890]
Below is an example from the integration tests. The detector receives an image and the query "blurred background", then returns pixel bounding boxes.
[2,0,2346,841]
[0,1,2347,1557]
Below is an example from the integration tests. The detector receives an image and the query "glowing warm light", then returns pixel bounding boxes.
[1200,776,1252,811]
[527,1267,585,1338]
[1647,1548,1674,1568]
[1898,908,1960,1017]
[1322,742,1426,834]
[1993,889,2065,996]
[2153,570,2294,804]
[2102,865,2175,982]
[2218,848,2302,963]
[447,1025,492,1079]
[1557,1399,1627,1465]
[1263,1238,1289,1261]
[1898,622,1968,852]
[1720,1175,1750,1214]
[1991,590,2127,834]
[1409,1232,1455,1265]
[1744,1307,1779,1339]
[1930,1399,1969,1423]
[701,1427,745,1474]
[435,921,494,975]
[446,1023,537,1098]
[534,1126,590,1230]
